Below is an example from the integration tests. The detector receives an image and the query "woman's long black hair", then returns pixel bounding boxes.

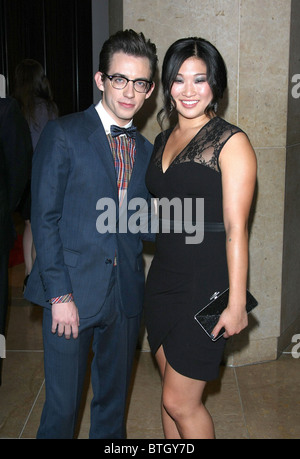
[158,37,227,128]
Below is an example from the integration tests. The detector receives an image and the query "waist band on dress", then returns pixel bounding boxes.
[159,219,225,233]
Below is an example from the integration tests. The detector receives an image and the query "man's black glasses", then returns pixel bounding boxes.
[103,73,153,93]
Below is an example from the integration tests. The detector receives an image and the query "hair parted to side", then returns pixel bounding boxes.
[158,37,227,128]
[98,29,158,81]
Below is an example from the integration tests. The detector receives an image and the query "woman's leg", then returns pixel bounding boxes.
[155,345,215,439]
[155,346,181,439]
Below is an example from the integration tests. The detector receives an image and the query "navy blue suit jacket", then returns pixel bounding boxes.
[25,105,154,318]
[0,97,32,254]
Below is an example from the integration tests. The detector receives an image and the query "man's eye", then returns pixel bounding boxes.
[113,77,126,84]
[135,81,147,88]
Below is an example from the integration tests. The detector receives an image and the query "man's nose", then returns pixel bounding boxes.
[123,81,135,97]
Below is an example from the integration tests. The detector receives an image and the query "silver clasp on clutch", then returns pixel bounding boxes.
[210,291,220,300]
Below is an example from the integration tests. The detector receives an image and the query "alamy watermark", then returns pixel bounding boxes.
[292,74,300,99]
[0,334,6,358]
[291,334,300,359]
[96,196,205,245]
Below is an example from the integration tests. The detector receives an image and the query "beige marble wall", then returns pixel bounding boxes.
[124,0,241,140]
[123,0,299,365]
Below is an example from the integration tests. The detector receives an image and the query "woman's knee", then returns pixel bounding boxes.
[162,376,207,423]
[162,388,194,422]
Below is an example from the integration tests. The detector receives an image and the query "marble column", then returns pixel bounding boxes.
[122,0,300,365]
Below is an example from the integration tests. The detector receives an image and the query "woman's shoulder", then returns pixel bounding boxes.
[214,116,244,135]
[211,117,249,149]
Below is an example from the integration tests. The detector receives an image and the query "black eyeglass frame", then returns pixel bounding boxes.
[103,73,153,93]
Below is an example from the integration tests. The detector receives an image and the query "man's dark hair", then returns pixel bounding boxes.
[98,29,158,80]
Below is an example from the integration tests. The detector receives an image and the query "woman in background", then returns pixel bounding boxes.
[144,37,257,438]
[13,59,58,291]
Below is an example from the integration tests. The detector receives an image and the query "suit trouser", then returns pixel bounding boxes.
[0,251,9,386]
[37,267,141,439]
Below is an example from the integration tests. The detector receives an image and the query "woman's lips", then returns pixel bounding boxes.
[180,100,199,108]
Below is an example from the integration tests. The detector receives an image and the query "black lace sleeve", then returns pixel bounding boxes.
[151,118,244,174]
[179,117,244,173]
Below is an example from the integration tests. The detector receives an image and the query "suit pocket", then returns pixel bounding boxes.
[63,248,80,267]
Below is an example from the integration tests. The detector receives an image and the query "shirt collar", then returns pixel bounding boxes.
[95,100,133,135]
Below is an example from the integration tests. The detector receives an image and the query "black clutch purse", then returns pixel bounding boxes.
[194,289,258,341]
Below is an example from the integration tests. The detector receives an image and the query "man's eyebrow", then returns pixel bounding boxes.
[110,73,150,81]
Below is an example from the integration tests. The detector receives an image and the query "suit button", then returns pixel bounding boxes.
[105,258,112,264]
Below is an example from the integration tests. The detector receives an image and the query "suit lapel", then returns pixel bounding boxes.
[84,105,150,206]
[85,106,118,201]
[126,133,148,201]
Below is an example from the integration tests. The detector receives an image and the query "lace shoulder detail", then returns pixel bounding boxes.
[183,117,243,172]
[152,117,244,173]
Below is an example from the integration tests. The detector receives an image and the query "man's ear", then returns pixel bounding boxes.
[94,72,105,92]
[145,82,155,100]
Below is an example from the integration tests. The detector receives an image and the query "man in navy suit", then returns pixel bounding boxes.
[25,30,157,438]
[0,97,32,385]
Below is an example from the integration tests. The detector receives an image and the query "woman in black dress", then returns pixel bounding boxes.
[144,38,257,438]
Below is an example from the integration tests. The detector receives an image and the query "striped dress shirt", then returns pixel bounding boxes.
[107,133,136,206]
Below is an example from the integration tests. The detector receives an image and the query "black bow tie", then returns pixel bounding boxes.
[110,125,136,139]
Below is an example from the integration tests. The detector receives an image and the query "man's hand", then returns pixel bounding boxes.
[51,301,80,339]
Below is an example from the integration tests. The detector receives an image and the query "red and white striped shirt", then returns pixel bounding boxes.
[107,133,135,206]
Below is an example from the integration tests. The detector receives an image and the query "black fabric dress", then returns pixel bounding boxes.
[144,117,243,381]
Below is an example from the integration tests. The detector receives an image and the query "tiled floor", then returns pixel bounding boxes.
[1,261,300,439]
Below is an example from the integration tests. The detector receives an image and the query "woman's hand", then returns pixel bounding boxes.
[211,304,248,340]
